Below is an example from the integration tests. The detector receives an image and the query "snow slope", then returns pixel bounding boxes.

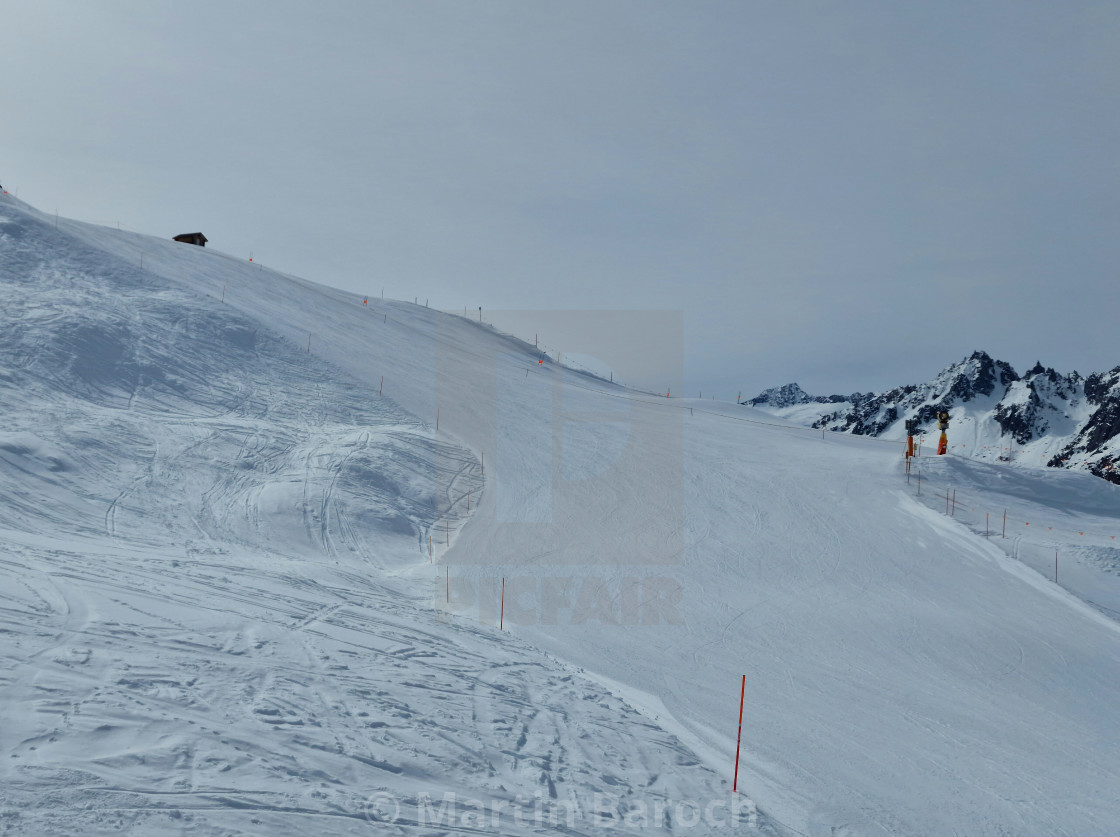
[0,197,761,836]
[4,193,1120,836]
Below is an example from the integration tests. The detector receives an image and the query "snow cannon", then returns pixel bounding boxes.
[936,410,950,456]
[904,418,919,458]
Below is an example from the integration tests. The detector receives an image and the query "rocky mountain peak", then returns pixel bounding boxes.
[747,352,1120,485]
[936,351,1019,402]
[748,382,817,408]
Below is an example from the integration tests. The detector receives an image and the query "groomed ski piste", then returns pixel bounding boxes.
[3,192,1120,836]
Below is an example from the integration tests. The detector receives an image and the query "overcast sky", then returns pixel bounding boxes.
[4,1,1118,398]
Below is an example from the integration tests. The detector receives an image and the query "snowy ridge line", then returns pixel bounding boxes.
[570,379,906,445]
[421,306,626,389]
[470,344,910,445]
[199,279,602,398]
[218,272,907,451]
[195,263,892,449]
[682,402,903,444]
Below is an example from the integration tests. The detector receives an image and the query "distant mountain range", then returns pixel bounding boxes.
[747,351,1120,485]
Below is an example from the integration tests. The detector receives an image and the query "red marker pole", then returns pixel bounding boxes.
[500,578,505,630]
[733,674,746,792]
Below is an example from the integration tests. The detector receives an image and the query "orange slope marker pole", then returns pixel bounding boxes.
[733,674,746,792]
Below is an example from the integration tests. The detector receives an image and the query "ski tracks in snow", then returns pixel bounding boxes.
[1,204,762,835]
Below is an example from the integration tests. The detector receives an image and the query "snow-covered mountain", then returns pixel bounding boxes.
[749,350,1120,483]
[743,382,849,410]
[5,192,1120,837]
